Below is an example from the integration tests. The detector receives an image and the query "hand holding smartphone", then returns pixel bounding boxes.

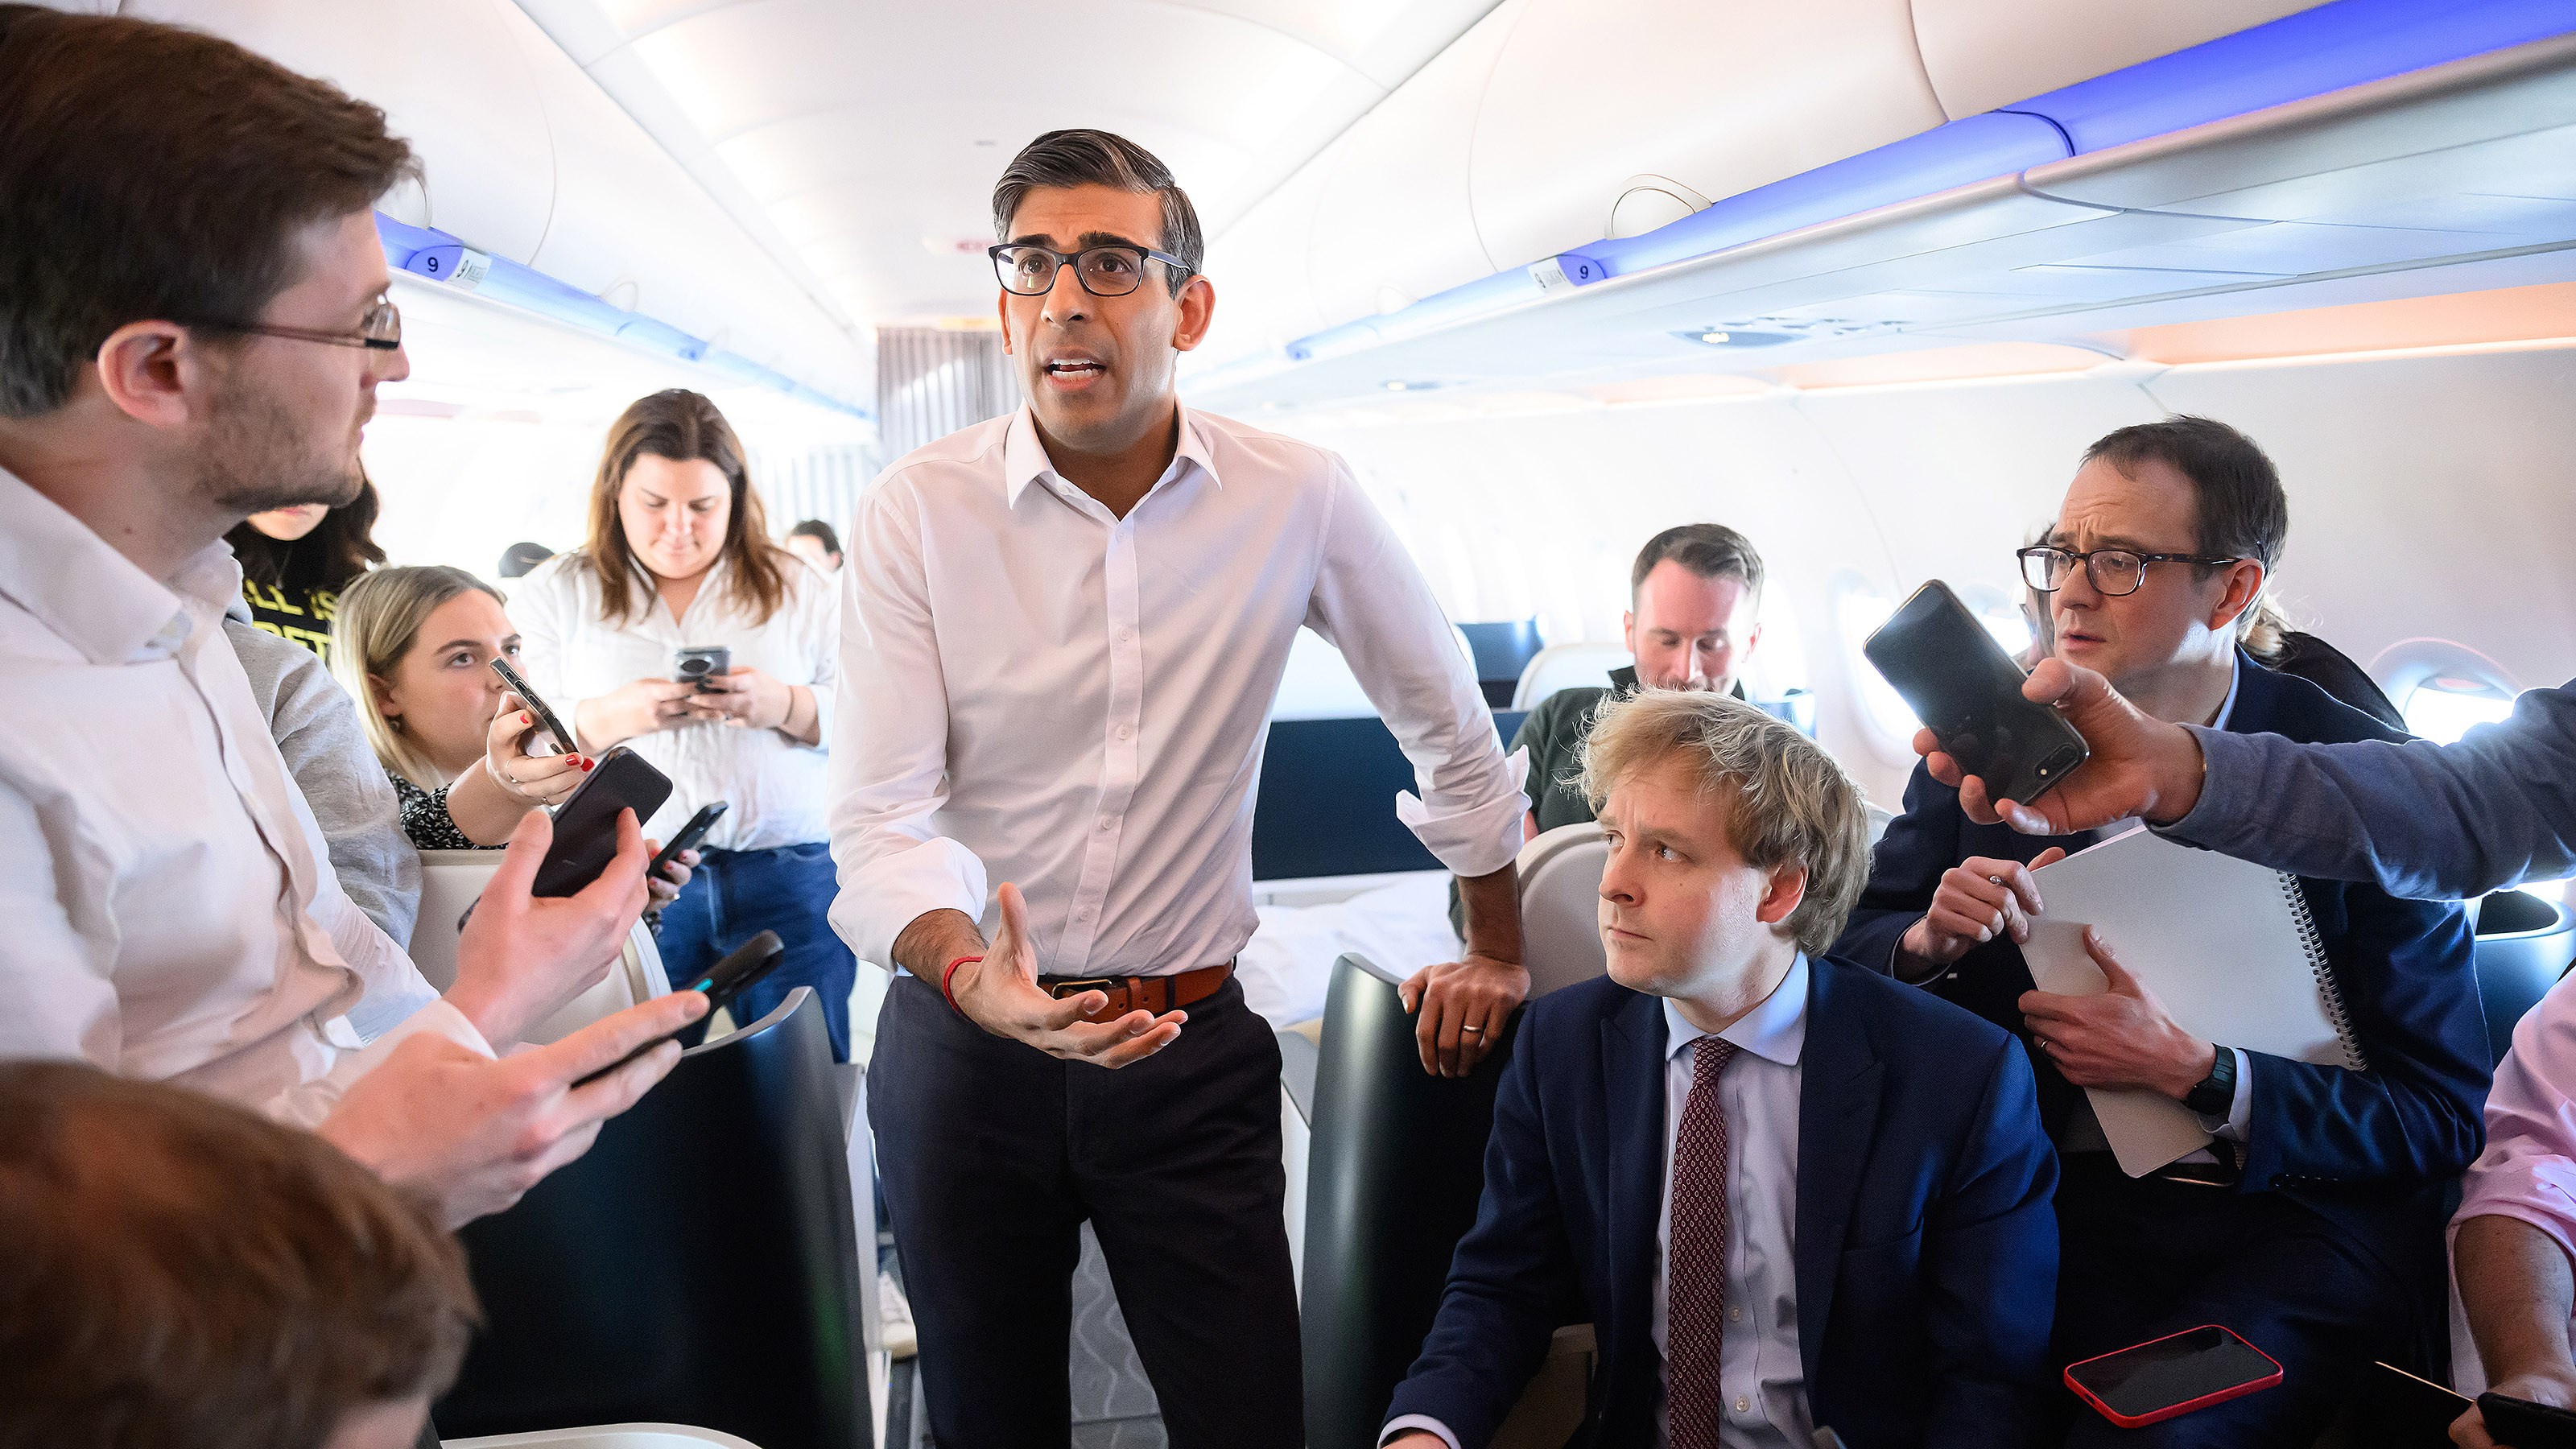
[530,746,674,898]
[1864,580,2089,806]
[488,656,579,757]
[649,802,727,886]
[573,930,787,1087]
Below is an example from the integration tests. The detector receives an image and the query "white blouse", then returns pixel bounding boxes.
[511,550,837,853]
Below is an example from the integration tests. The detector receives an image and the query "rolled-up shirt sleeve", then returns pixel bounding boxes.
[827,484,989,968]
[2457,978,2576,1261]
[1307,460,1528,880]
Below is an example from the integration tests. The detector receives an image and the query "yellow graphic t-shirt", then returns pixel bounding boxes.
[240,579,339,666]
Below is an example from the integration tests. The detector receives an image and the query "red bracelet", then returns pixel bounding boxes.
[941,954,985,1016]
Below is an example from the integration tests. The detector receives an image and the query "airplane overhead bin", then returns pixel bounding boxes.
[1190,0,2576,402]
[114,0,871,412]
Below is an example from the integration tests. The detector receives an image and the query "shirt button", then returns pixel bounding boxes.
[1077,906,1096,921]
[1735,1397,1750,1414]
[1098,816,1116,832]
[1116,725,1132,741]
[1728,1307,1742,1323]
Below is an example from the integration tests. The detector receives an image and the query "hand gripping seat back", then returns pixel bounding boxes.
[435,989,869,1449]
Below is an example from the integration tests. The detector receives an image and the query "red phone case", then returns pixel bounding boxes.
[2063,1325,2285,1428]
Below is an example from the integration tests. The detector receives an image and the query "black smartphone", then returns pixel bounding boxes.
[487,656,579,756]
[649,802,727,884]
[673,644,732,692]
[1864,580,2089,806]
[530,745,674,898]
[573,930,787,1088]
[2481,1392,2576,1449]
[2063,1325,2283,1428]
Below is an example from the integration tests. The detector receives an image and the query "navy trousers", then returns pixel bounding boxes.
[2052,1154,2416,1448]
[653,840,855,1062]
[869,973,1302,1448]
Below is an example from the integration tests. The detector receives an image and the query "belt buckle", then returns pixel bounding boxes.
[1044,976,1120,1001]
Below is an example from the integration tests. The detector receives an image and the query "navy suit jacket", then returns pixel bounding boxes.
[1834,653,2489,1352]
[1384,958,2060,1449]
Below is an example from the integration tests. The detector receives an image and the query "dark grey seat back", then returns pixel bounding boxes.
[436,988,869,1449]
[2474,889,2576,1068]
[1300,953,1521,1449]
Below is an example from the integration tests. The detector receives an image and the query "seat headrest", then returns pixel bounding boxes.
[1517,822,1609,999]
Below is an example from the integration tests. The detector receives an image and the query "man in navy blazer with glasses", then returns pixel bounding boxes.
[1382,691,2058,1449]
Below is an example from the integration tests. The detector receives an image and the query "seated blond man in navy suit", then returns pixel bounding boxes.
[1383,692,2059,1449]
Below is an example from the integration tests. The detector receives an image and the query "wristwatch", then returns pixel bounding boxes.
[2184,1045,2238,1118]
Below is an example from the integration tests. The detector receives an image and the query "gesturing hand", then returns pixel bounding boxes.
[1899,848,2067,972]
[2018,927,2215,1100]
[1918,658,2205,834]
[947,882,1185,1069]
[318,989,708,1227]
[445,808,651,1047]
[1400,956,1529,1078]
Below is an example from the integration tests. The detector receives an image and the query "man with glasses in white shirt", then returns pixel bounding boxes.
[834,129,1531,1447]
[0,6,704,1231]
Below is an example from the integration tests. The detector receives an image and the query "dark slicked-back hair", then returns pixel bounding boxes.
[991,130,1203,297]
[0,1061,478,1449]
[1631,522,1766,603]
[0,6,419,418]
[2079,415,2290,657]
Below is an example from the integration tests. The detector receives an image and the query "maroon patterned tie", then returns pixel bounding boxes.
[1668,1036,1738,1449]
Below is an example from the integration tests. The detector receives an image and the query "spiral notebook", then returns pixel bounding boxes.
[2021,825,2363,1178]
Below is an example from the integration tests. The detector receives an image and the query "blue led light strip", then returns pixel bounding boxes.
[374,213,869,419]
[1245,0,2576,376]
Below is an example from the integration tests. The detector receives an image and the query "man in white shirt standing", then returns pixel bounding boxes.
[0,6,704,1229]
[832,130,1532,1447]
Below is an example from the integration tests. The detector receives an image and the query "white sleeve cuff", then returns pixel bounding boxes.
[1381,1414,1463,1449]
[830,836,990,967]
[1397,746,1532,880]
[269,1001,495,1131]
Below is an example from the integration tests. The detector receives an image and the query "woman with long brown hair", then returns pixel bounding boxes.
[512,390,851,1058]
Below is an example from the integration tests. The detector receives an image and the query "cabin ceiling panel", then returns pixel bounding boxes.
[1911,0,2333,121]
[526,0,1508,323]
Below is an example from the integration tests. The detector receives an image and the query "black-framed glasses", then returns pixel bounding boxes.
[2017,545,2243,597]
[192,293,402,352]
[989,243,1190,298]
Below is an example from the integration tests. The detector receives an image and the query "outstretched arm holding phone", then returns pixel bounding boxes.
[1922,659,2576,901]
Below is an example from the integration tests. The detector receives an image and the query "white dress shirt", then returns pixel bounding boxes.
[511,551,837,852]
[0,467,476,1127]
[830,406,1525,976]
[1383,953,1813,1449]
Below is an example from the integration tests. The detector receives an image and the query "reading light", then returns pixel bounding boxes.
[1699,331,1732,345]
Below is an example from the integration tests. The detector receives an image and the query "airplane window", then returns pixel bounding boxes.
[2375,639,2523,746]
[2401,676,2518,745]
[1838,584,1921,745]
[1840,580,2033,748]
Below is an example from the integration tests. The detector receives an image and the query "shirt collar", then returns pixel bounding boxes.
[1662,951,1809,1069]
[1001,404,1224,510]
[0,464,237,664]
[2209,650,2242,731]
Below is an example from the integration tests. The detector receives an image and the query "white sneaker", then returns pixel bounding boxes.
[879,1269,918,1360]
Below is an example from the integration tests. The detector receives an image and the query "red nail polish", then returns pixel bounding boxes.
[580,758,595,771]
[519,712,532,725]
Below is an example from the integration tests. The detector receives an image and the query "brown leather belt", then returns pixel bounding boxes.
[1039,961,1234,1019]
